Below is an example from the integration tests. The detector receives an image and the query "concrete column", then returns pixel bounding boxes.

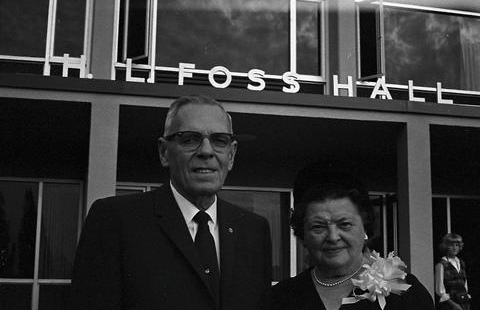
[86,102,119,213]
[89,0,117,79]
[326,0,357,96]
[396,118,434,295]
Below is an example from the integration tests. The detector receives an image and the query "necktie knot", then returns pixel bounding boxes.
[193,210,211,226]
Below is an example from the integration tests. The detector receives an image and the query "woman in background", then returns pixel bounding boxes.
[435,233,471,310]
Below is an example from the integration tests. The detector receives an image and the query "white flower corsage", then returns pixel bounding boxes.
[342,251,412,310]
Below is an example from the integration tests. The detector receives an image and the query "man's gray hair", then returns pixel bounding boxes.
[163,95,233,135]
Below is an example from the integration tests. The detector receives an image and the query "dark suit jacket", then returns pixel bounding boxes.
[69,185,272,310]
[272,268,435,310]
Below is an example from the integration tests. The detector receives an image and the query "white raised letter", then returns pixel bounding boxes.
[126,58,145,82]
[178,63,195,85]
[282,72,300,93]
[370,77,392,99]
[62,54,91,78]
[436,82,453,104]
[333,75,354,97]
[247,69,266,91]
[208,66,232,89]
[408,80,425,102]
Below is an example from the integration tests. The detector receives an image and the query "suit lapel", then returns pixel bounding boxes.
[152,186,217,300]
[218,199,238,297]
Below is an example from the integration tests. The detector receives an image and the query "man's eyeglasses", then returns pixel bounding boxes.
[163,131,235,152]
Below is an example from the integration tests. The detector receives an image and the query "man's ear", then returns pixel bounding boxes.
[227,141,238,171]
[158,137,170,167]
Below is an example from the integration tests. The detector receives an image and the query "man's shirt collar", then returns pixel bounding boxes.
[170,181,217,226]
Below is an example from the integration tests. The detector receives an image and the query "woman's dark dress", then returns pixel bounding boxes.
[272,268,435,310]
[437,258,470,310]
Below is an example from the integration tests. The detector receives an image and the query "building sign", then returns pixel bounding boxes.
[57,55,456,104]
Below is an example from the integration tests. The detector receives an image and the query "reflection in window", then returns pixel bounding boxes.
[357,3,380,79]
[218,189,290,281]
[39,183,80,279]
[38,284,70,310]
[432,197,448,264]
[368,195,384,254]
[0,179,82,310]
[384,8,480,91]
[0,181,38,279]
[54,0,87,57]
[118,0,149,63]
[296,0,321,76]
[0,284,32,310]
[0,0,87,75]
[0,0,49,57]
[155,0,289,74]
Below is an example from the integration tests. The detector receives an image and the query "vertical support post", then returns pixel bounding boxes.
[90,0,117,79]
[86,102,119,213]
[327,0,357,96]
[397,118,434,295]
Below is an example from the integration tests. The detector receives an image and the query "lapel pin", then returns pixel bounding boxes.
[228,227,234,234]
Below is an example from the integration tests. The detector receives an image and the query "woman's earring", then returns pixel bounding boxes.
[364,233,368,240]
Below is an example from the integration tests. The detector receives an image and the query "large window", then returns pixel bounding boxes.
[218,188,291,281]
[384,7,480,91]
[0,0,90,76]
[0,179,82,310]
[115,0,325,91]
[357,2,480,100]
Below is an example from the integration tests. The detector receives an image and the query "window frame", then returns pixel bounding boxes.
[112,0,327,85]
[355,0,480,98]
[0,0,93,77]
[0,177,83,310]
[432,194,480,233]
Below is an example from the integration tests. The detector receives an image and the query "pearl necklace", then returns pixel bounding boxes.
[313,265,363,287]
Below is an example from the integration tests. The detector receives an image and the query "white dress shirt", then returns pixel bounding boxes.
[170,182,220,265]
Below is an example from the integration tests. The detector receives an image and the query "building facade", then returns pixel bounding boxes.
[1,0,480,309]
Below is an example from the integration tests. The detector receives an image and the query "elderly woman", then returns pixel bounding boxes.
[435,233,471,310]
[272,170,435,310]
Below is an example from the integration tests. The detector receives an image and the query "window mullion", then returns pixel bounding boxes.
[320,0,326,81]
[290,0,297,73]
[31,181,44,310]
[447,197,451,233]
[112,0,122,80]
[378,0,386,77]
[289,190,297,277]
[382,195,388,257]
[84,0,94,75]
[43,0,58,76]
[148,0,158,83]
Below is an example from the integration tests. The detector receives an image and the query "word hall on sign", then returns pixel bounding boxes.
[333,75,454,104]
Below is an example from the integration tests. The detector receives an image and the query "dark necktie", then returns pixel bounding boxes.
[193,211,220,298]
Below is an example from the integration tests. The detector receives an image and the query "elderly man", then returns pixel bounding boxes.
[69,95,272,310]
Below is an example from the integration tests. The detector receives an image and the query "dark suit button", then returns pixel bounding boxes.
[205,268,210,274]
